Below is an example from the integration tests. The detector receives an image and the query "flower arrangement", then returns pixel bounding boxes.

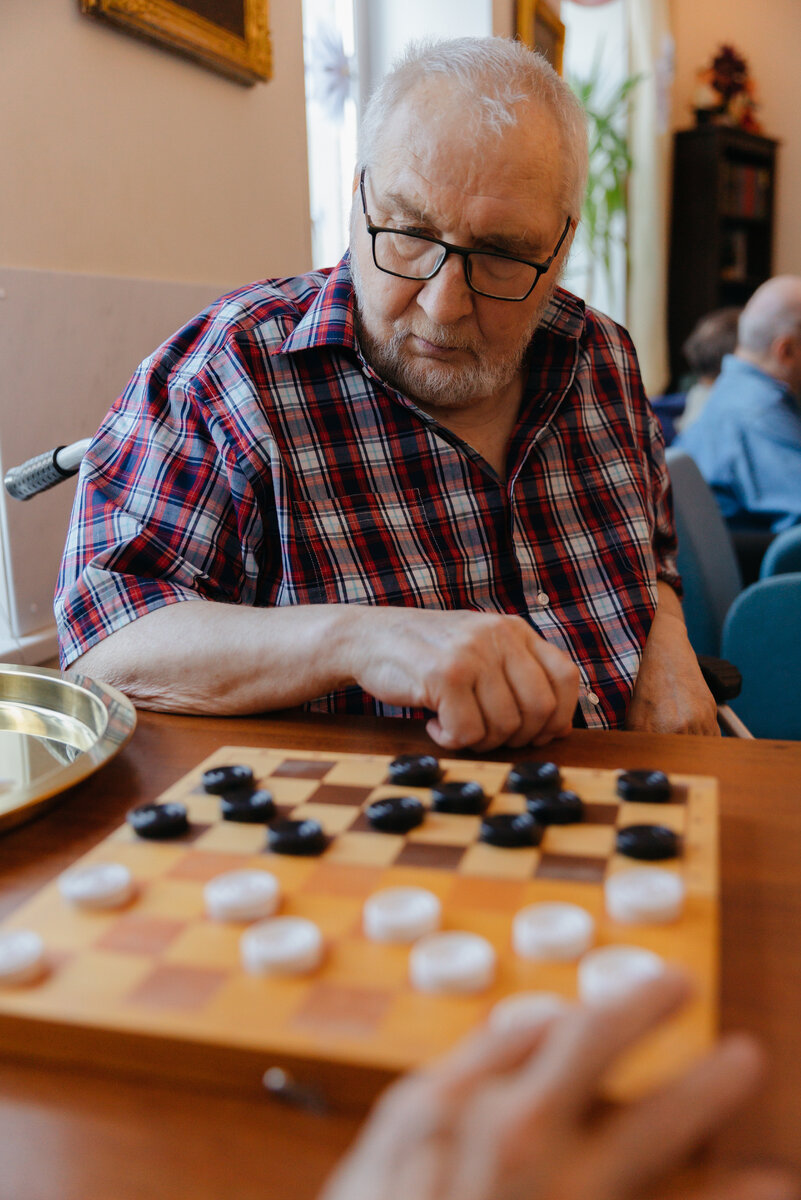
[693,45,761,133]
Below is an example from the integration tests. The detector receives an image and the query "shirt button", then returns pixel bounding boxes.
[536,591,549,607]
[586,691,600,706]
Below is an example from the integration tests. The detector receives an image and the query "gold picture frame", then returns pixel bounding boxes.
[79,0,272,85]
[516,0,565,75]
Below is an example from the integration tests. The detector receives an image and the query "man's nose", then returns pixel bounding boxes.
[415,253,474,326]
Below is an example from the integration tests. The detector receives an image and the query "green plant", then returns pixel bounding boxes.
[569,60,641,304]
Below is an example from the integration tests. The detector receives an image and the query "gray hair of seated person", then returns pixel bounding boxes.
[357,36,589,219]
[738,276,801,355]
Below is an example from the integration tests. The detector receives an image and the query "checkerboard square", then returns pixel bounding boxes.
[127,963,226,1011]
[308,784,375,807]
[395,842,465,870]
[583,802,620,824]
[97,914,186,955]
[535,854,608,883]
[292,983,393,1037]
[270,759,335,779]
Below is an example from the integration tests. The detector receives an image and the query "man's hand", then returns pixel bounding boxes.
[626,583,720,736]
[319,970,797,1200]
[340,608,579,752]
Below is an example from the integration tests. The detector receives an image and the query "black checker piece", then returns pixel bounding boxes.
[268,818,328,856]
[480,812,541,848]
[202,764,254,794]
[526,790,584,825]
[367,795,425,833]
[505,761,561,794]
[387,754,443,787]
[127,802,189,840]
[616,770,672,804]
[616,824,680,860]
[431,781,488,815]
[221,788,276,824]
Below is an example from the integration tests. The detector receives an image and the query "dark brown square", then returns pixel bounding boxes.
[127,964,226,1011]
[292,983,392,1037]
[583,803,620,824]
[97,914,186,956]
[309,784,375,807]
[347,811,378,833]
[396,842,465,869]
[668,784,688,805]
[535,854,607,883]
[270,760,334,779]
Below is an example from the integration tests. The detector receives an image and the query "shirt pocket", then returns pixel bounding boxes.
[570,455,654,587]
[279,489,454,608]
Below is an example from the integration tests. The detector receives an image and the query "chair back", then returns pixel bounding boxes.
[759,525,801,578]
[665,449,743,656]
[721,573,801,739]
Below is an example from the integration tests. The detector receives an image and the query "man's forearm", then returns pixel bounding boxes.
[68,601,361,715]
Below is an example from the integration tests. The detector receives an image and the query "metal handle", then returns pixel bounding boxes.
[4,438,92,501]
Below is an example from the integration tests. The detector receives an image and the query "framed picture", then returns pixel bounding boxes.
[516,0,566,75]
[79,0,272,85]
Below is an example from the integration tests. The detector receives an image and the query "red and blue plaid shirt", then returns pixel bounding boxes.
[56,257,680,729]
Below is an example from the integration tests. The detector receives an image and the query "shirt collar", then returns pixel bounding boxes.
[278,255,357,355]
[720,353,795,401]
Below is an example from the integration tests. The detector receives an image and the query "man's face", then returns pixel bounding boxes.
[350,84,572,414]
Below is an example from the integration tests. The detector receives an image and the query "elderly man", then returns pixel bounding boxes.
[676,276,801,532]
[56,37,717,747]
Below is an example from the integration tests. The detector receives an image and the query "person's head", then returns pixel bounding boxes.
[736,276,801,396]
[682,307,741,384]
[348,37,588,413]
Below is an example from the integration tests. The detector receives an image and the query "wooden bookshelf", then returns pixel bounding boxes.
[667,126,778,386]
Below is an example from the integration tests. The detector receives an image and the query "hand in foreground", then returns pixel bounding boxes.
[342,608,580,752]
[626,592,720,736]
[319,971,798,1200]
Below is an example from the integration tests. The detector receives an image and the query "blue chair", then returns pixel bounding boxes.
[721,573,801,739]
[665,449,742,657]
[759,525,801,578]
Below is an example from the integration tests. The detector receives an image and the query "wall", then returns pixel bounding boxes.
[671,0,801,276]
[0,0,311,288]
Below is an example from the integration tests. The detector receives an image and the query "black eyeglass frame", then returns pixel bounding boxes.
[358,168,572,303]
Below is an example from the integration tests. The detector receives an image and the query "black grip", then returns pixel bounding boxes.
[4,447,73,501]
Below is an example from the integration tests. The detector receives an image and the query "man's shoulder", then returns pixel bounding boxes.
[540,288,636,356]
[160,269,334,380]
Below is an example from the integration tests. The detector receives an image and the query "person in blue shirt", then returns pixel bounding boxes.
[675,276,801,532]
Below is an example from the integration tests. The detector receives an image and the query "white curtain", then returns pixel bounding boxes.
[625,0,674,395]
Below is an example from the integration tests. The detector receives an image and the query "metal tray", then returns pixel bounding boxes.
[0,664,136,833]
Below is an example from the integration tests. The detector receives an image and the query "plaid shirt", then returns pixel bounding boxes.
[56,257,679,729]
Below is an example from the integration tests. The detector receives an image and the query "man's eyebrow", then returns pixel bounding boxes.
[377,187,549,258]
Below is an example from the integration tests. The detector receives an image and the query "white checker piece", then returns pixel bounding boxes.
[410,932,496,994]
[605,868,685,925]
[58,862,134,911]
[0,931,47,986]
[204,870,281,923]
[363,887,442,943]
[489,991,569,1034]
[240,917,323,976]
[578,945,666,1005]
[513,903,595,961]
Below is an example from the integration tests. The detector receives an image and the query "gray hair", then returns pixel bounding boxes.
[357,37,588,217]
[738,276,801,355]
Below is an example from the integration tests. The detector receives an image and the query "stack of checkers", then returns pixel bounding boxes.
[0,745,717,1102]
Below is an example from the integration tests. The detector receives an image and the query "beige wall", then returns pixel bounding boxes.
[0,0,311,289]
[671,0,801,276]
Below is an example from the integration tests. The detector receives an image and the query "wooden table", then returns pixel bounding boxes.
[0,710,799,1200]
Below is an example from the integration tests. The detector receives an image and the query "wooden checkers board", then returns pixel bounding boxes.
[0,747,719,1110]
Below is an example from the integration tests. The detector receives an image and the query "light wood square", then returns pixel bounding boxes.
[407,813,480,845]
[541,823,616,857]
[459,842,540,880]
[192,822,266,854]
[617,803,686,832]
[325,757,390,786]
[324,831,405,866]
[290,803,361,834]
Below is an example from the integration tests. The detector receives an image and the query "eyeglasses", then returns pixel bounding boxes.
[358,168,571,303]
